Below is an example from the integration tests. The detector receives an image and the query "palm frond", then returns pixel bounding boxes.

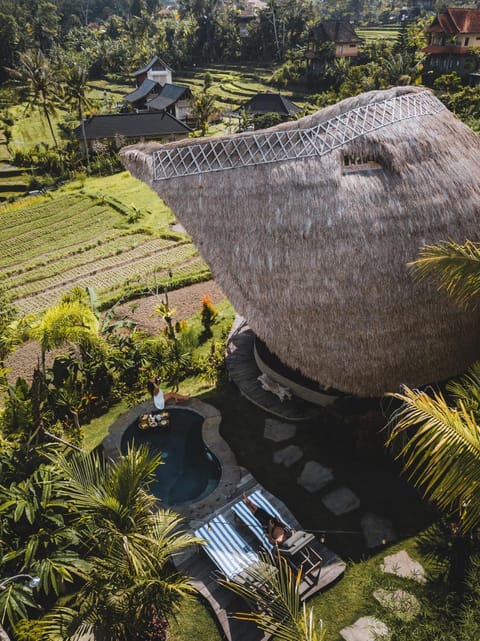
[220,552,324,641]
[388,386,480,531]
[410,240,480,308]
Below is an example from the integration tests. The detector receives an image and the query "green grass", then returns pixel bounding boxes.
[169,597,222,641]
[0,143,10,161]
[9,105,66,150]
[0,172,210,313]
[312,536,433,640]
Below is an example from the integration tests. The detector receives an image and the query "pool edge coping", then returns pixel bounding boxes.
[102,398,242,521]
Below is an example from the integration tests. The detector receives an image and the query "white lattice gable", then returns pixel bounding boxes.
[153,91,446,181]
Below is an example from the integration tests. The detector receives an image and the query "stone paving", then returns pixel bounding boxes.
[322,487,360,515]
[361,513,396,548]
[373,588,420,621]
[273,444,303,467]
[264,417,297,442]
[340,616,390,641]
[297,460,334,492]
[380,550,426,583]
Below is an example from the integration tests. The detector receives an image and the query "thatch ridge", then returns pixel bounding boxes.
[121,86,480,396]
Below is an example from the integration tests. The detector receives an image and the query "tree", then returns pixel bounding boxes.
[28,300,99,373]
[8,49,60,149]
[387,382,480,534]
[20,445,198,641]
[221,552,325,641]
[59,60,93,171]
[411,240,480,309]
[386,238,480,585]
[190,74,218,136]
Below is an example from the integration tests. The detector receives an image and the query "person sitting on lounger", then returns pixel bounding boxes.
[147,378,190,410]
[243,492,293,545]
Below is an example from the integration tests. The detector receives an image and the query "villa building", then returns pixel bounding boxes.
[305,21,362,73]
[423,7,480,81]
[133,55,173,87]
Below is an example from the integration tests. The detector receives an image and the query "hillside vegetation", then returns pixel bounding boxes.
[0,172,210,313]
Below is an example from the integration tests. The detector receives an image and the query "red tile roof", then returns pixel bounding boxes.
[426,8,480,35]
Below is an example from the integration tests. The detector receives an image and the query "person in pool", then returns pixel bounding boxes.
[242,492,294,545]
[147,378,190,410]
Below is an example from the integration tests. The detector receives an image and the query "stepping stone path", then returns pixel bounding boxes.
[263,418,297,442]
[297,461,334,492]
[273,445,303,467]
[322,487,360,515]
[340,616,390,641]
[373,588,420,622]
[360,512,396,548]
[380,550,426,583]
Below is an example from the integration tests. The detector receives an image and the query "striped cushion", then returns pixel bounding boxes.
[195,514,259,580]
[232,490,292,553]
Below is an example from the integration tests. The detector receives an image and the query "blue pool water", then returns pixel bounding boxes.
[121,407,221,505]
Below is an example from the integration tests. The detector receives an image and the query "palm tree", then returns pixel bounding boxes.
[29,300,100,373]
[386,238,480,586]
[220,552,325,641]
[60,62,93,171]
[8,50,60,149]
[387,382,480,533]
[190,75,218,136]
[411,240,480,308]
[386,238,480,532]
[22,445,198,641]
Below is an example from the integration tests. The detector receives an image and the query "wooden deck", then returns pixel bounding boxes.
[226,318,319,422]
[176,474,346,641]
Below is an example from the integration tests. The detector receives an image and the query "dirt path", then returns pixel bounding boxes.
[6,280,226,384]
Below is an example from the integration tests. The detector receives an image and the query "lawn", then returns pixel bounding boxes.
[0,172,210,313]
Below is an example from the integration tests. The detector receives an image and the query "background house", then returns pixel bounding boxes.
[423,7,480,81]
[125,79,161,111]
[73,112,191,150]
[305,21,362,74]
[234,92,301,118]
[133,55,173,87]
[147,83,193,122]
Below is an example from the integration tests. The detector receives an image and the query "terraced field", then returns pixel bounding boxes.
[0,174,210,314]
[357,26,400,43]
[175,64,307,111]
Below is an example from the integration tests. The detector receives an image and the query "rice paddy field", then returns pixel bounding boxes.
[0,172,210,314]
[357,26,400,43]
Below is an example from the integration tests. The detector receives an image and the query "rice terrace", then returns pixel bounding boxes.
[0,173,210,313]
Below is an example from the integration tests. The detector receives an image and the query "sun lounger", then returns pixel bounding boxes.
[232,490,323,583]
[232,489,294,553]
[195,514,260,583]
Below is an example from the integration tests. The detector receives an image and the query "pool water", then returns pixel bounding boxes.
[121,407,221,505]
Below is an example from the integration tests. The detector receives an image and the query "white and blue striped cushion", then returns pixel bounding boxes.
[195,514,259,580]
[232,490,292,553]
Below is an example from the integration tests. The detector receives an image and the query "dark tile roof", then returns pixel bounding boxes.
[133,55,173,76]
[124,78,160,104]
[235,93,301,116]
[311,20,362,44]
[73,111,191,140]
[426,8,480,34]
[147,84,192,111]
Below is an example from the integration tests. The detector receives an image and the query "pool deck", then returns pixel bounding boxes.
[176,472,346,641]
[104,400,345,641]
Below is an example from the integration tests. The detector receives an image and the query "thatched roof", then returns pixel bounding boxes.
[120,86,480,397]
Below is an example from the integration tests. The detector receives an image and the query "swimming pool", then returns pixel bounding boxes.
[121,407,221,505]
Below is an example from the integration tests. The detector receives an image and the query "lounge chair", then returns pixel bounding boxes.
[195,514,261,583]
[232,490,323,583]
[232,489,294,554]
